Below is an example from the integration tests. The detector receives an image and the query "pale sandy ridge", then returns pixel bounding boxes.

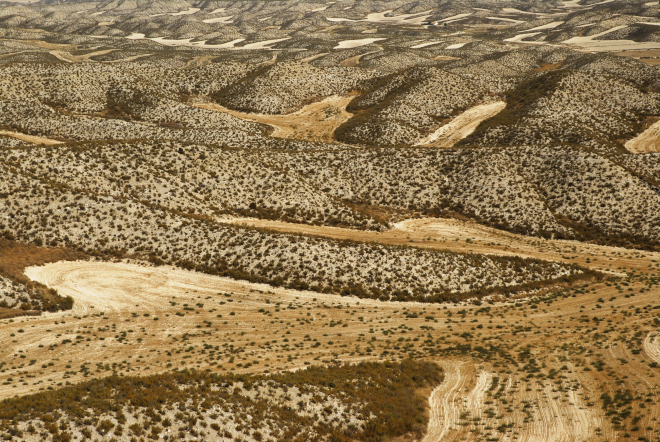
[334,38,386,49]
[416,101,506,147]
[625,120,660,153]
[0,130,64,145]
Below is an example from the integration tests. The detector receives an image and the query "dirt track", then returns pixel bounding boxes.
[197,95,354,143]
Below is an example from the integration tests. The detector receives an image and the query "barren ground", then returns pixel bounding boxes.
[1,217,659,441]
[0,130,63,146]
[625,120,660,153]
[197,95,354,142]
[416,101,506,147]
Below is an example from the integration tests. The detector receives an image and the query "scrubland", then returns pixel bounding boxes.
[0,0,659,441]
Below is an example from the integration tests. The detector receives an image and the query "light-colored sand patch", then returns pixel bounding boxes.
[107,53,153,63]
[526,20,564,31]
[150,37,193,46]
[626,120,660,153]
[208,8,226,14]
[170,7,199,16]
[339,50,378,66]
[646,1,660,5]
[502,7,548,15]
[644,333,660,363]
[416,101,506,147]
[445,42,467,49]
[299,52,328,62]
[208,38,245,49]
[422,362,470,442]
[97,21,114,26]
[438,13,473,22]
[563,25,628,44]
[25,261,388,317]
[198,95,354,143]
[124,34,263,50]
[411,41,445,48]
[311,5,330,12]
[504,32,542,42]
[0,130,64,145]
[202,16,233,24]
[238,38,291,50]
[334,38,386,49]
[89,11,105,16]
[420,363,605,442]
[364,9,434,25]
[563,25,660,51]
[486,16,525,23]
[327,9,434,26]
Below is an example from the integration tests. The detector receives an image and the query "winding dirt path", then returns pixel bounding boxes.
[197,95,354,143]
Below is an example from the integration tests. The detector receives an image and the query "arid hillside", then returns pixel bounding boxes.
[0,0,659,441]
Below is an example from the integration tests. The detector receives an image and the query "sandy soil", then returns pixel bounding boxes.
[421,362,470,442]
[411,41,445,48]
[644,333,660,364]
[0,130,64,145]
[327,9,433,25]
[48,48,117,63]
[0,214,658,441]
[224,216,660,273]
[563,24,660,51]
[125,33,287,50]
[339,50,379,66]
[446,43,467,49]
[334,38,386,49]
[240,38,291,50]
[504,32,542,43]
[197,95,354,143]
[486,17,526,23]
[625,120,660,153]
[415,101,506,147]
[202,16,233,24]
[526,21,565,31]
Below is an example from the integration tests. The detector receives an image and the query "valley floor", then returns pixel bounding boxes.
[1,218,659,441]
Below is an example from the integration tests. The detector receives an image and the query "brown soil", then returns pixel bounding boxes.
[1,218,659,442]
[196,95,355,143]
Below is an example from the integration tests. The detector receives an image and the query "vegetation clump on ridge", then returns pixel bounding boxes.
[0,360,443,442]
